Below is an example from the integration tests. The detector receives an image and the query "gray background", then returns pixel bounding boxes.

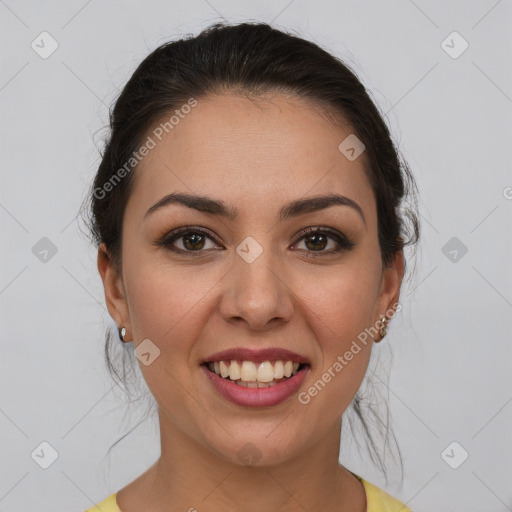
[1,1,511,511]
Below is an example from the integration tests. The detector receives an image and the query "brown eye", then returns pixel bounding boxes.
[158,227,220,254]
[157,226,354,257]
[181,232,206,250]
[293,227,355,254]
[303,232,328,251]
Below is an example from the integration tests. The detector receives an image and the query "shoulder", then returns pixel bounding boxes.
[84,493,120,512]
[352,473,414,512]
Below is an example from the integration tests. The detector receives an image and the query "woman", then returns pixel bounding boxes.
[85,21,420,511]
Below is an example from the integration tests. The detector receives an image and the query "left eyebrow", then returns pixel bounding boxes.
[144,192,366,227]
[279,194,366,227]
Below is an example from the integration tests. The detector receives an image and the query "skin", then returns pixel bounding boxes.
[97,93,404,512]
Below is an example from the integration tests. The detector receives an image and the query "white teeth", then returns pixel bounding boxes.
[256,361,274,382]
[219,361,229,378]
[273,360,284,379]
[228,359,241,380]
[207,359,305,384]
[240,361,258,382]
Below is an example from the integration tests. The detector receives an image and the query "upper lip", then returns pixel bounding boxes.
[200,347,310,365]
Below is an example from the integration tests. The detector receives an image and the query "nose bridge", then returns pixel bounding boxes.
[220,238,293,330]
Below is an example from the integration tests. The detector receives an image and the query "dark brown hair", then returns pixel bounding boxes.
[83,21,420,484]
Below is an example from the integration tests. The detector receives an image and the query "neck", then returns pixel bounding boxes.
[120,410,366,512]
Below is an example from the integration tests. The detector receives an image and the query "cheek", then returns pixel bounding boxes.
[297,275,374,418]
[124,256,212,343]
[295,263,379,347]
[122,259,211,411]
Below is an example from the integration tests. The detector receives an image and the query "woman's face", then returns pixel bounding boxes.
[99,93,403,466]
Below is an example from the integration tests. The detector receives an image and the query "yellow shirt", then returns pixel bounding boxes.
[84,474,413,511]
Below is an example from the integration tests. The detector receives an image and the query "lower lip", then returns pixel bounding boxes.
[201,364,310,407]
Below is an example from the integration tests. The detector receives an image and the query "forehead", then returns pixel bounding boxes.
[128,93,374,219]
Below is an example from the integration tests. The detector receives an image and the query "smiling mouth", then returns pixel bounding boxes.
[202,359,309,388]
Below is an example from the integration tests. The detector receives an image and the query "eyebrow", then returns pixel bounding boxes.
[144,192,366,226]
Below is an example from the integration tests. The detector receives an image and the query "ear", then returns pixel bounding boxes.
[374,248,405,328]
[97,243,132,342]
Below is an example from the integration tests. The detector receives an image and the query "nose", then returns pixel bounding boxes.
[219,248,294,331]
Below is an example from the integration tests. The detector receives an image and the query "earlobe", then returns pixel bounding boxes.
[97,243,131,341]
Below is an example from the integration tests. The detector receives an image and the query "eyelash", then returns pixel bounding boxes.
[156,226,355,257]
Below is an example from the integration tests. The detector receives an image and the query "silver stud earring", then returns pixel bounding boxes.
[119,327,127,341]
[378,315,388,341]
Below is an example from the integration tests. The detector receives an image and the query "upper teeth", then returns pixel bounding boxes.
[208,360,301,382]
